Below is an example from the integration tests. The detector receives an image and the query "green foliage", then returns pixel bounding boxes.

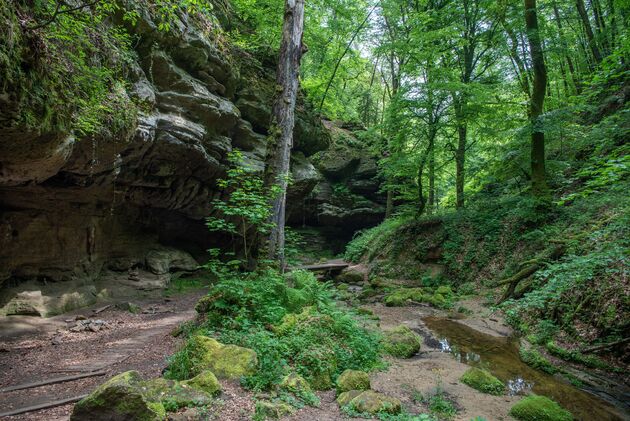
[545,342,615,371]
[1,0,137,135]
[206,150,280,264]
[190,268,382,392]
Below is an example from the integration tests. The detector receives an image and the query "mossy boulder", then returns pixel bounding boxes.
[71,371,166,421]
[460,367,504,395]
[336,369,371,394]
[336,390,363,407]
[341,390,401,415]
[280,373,313,396]
[141,378,213,410]
[181,370,221,396]
[336,265,366,284]
[183,335,257,379]
[383,325,421,358]
[509,395,573,421]
[255,400,296,419]
[384,288,425,307]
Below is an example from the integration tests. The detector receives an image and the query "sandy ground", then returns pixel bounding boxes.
[287,300,519,421]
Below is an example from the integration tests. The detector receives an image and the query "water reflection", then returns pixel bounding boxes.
[423,316,628,421]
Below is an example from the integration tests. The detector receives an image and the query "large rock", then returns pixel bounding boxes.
[337,390,401,415]
[182,335,258,379]
[71,371,166,421]
[0,0,331,310]
[336,370,371,394]
[383,325,422,358]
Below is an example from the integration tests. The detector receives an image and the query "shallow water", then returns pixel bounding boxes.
[422,316,629,421]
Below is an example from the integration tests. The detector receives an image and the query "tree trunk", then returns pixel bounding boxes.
[428,144,435,214]
[524,0,548,197]
[552,1,581,93]
[454,96,467,209]
[263,0,306,268]
[576,0,603,63]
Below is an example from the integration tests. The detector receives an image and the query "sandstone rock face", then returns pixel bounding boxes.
[288,121,385,235]
[0,2,329,314]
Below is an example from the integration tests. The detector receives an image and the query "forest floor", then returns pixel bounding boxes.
[0,273,627,421]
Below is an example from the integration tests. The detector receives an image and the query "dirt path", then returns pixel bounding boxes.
[0,291,206,420]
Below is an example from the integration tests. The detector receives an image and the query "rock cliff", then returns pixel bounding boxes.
[0,1,330,315]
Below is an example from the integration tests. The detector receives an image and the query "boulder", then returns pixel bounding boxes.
[182,335,257,379]
[336,265,367,285]
[280,373,313,397]
[509,395,573,421]
[71,371,166,421]
[340,390,401,415]
[336,390,363,407]
[254,400,295,419]
[145,248,198,275]
[336,370,371,394]
[181,370,221,396]
[383,325,422,358]
[141,377,213,409]
[460,367,504,395]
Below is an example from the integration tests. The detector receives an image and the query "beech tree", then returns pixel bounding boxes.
[263,0,307,268]
[524,0,548,197]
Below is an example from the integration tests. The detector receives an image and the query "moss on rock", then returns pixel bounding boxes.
[181,370,221,396]
[342,390,401,415]
[383,325,421,358]
[336,369,371,394]
[280,373,313,395]
[254,400,296,419]
[384,288,426,306]
[71,371,166,421]
[519,347,558,374]
[509,395,573,421]
[177,335,257,379]
[459,367,504,395]
[141,378,213,410]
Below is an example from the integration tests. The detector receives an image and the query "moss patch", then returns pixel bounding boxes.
[519,347,558,374]
[509,395,573,421]
[343,390,401,415]
[336,369,371,394]
[459,367,504,395]
[71,371,166,421]
[181,370,221,396]
[254,400,295,419]
[383,325,421,358]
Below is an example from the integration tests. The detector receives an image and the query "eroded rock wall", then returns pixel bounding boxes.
[0,2,329,315]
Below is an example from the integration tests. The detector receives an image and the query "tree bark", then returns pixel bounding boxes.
[524,0,548,197]
[552,1,581,93]
[263,0,306,268]
[453,97,467,209]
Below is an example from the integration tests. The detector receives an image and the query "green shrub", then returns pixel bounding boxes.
[509,395,573,421]
[188,268,382,392]
[545,341,613,370]
[459,368,504,395]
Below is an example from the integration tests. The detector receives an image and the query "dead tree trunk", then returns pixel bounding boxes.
[524,0,548,198]
[263,0,306,269]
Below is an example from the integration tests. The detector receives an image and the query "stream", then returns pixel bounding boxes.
[422,317,630,421]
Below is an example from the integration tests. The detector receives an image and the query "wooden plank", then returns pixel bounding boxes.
[0,394,88,417]
[0,371,106,393]
[298,262,349,271]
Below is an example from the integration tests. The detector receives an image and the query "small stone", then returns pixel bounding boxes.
[75,315,87,321]
[88,324,101,332]
[51,336,63,345]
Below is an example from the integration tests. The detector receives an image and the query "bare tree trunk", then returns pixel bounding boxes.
[263,0,306,269]
[524,0,548,197]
